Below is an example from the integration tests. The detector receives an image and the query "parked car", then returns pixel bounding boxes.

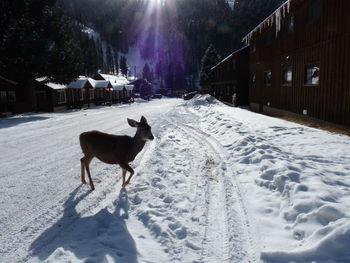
[183,91,197,100]
[152,94,162,99]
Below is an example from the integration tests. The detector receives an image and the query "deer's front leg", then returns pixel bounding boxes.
[122,168,127,186]
[121,164,134,187]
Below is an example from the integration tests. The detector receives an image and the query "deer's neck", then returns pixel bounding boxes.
[131,132,146,157]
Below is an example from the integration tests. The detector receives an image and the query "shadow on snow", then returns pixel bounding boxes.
[0,116,49,129]
[29,187,138,262]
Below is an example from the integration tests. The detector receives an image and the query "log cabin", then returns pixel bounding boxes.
[35,78,67,112]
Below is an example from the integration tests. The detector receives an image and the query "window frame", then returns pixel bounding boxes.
[264,71,272,86]
[304,64,320,86]
[282,67,293,86]
[282,16,294,35]
[57,90,66,104]
[264,29,273,46]
[250,41,256,53]
[89,89,94,100]
[306,0,322,24]
[0,91,7,103]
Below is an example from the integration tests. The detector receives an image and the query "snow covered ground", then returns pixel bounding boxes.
[1,96,350,263]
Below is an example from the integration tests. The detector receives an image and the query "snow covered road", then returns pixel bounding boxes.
[1,96,350,263]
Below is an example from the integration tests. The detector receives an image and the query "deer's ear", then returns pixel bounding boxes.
[127,118,139,127]
[140,116,147,124]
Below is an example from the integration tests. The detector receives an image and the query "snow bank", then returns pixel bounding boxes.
[186,94,350,262]
[181,94,220,107]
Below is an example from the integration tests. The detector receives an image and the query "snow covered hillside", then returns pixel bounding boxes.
[1,96,350,263]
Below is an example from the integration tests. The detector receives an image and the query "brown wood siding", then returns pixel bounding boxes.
[249,0,350,126]
[209,46,250,105]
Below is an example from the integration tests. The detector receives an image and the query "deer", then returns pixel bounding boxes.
[79,116,154,190]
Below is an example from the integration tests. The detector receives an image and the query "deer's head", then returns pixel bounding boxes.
[128,116,154,141]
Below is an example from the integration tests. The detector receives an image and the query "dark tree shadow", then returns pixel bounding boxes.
[29,187,138,263]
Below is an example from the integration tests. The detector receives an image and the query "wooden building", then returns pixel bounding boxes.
[244,0,350,127]
[35,78,67,112]
[129,79,152,99]
[91,80,113,105]
[0,76,17,116]
[93,73,134,103]
[209,46,250,106]
[67,77,94,109]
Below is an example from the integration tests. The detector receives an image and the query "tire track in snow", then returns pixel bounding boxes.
[166,107,258,263]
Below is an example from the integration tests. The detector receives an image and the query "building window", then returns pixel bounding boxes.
[264,30,273,46]
[0,91,7,103]
[8,91,16,102]
[282,68,292,85]
[282,16,294,34]
[264,71,272,86]
[57,90,66,104]
[250,41,256,52]
[232,59,236,71]
[89,89,94,100]
[305,65,320,85]
[307,0,322,23]
[251,73,256,85]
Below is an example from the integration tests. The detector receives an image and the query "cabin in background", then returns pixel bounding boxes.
[129,79,152,99]
[67,77,93,109]
[0,76,17,116]
[90,80,113,105]
[93,73,134,103]
[244,0,350,127]
[209,46,250,106]
[35,78,67,112]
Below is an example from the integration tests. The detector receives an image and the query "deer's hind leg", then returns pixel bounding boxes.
[80,157,87,184]
[81,156,94,190]
[122,168,127,186]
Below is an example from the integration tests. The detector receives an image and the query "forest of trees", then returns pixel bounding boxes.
[1,0,285,93]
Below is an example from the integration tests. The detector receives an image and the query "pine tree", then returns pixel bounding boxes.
[166,62,174,95]
[120,56,128,76]
[106,45,114,74]
[0,0,83,84]
[142,63,151,81]
[114,52,119,74]
[96,40,104,72]
[199,44,221,87]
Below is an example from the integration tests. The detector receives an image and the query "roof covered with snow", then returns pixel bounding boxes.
[90,79,110,89]
[98,73,130,86]
[68,77,88,89]
[112,84,134,91]
[36,77,66,90]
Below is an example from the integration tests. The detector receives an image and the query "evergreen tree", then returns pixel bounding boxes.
[96,40,104,72]
[0,0,83,84]
[120,56,128,76]
[166,62,174,95]
[142,63,151,81]
[199,44,221,87]
[114,52,119,74]
[106,45,114,74]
